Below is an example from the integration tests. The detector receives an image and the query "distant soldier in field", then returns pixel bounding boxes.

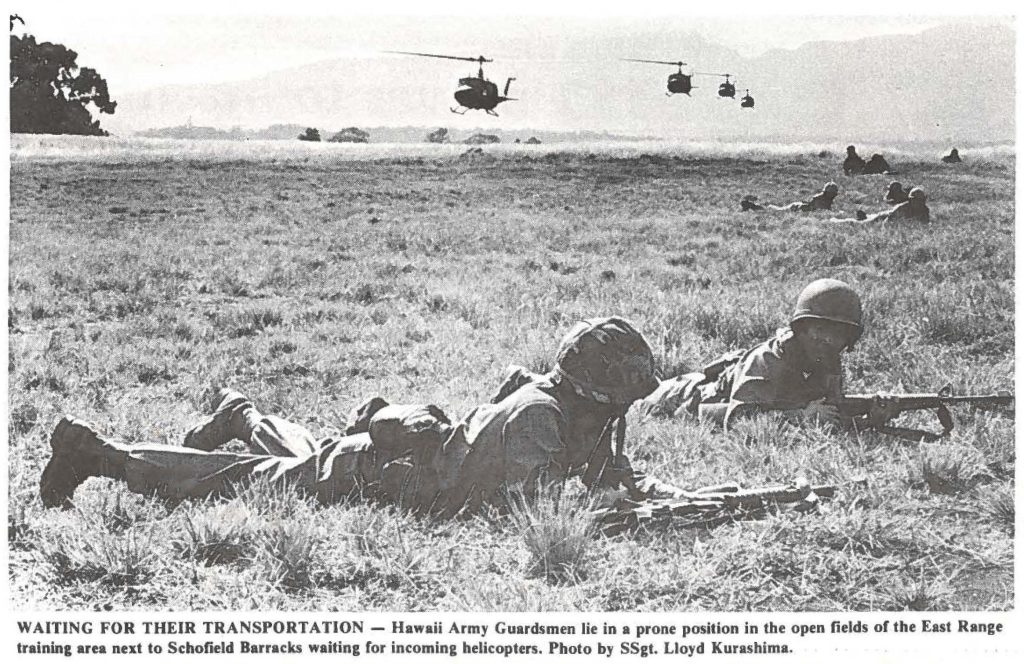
[740,182,839,213]
[641,279,862,430]
[832,186,930,224]
[884,181,909,205]
[862,153,892,175]
[942,148,962,164]
[40,317,686,514]
[842,145,866,175]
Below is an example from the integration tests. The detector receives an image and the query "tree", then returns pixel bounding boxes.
[328,127,369,143]
[428,127,452,143]
[10,25,117,136]
[298,127,321,141]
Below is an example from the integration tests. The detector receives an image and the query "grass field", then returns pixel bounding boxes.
[7,136,1014,611]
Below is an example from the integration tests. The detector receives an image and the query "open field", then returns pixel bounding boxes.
[7,136,1014,611]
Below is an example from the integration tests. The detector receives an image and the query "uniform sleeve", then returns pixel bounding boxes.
[501,402,568,488]
[725,344,808,424]
[490,365,545,404]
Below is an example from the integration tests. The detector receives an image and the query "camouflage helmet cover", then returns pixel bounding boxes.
[909,187,926,200]
[886,180,903,192]
[790,278,863,344]
[823,181,839,194]
[554,316,659,405]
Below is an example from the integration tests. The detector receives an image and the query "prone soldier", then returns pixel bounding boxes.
[941,148,962,164]
[832,186,930,224]
[40,317,685,515]
[884,180,909,204]
[740,182,839,212]
[641,278,862,430]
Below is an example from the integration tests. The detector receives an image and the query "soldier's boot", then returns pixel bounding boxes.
[182,389,257,451]
[40,417,129,509]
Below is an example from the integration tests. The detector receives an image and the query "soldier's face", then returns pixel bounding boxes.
[794,319,857,369]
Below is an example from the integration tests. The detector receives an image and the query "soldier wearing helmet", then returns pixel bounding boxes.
[832,186,930,224]
[740,182,840,213]
[884,181,909,205]
[843,145,866,175]
[641,279,863,430]
[941,148,962,164]
[40,316,678,514]
[862,153,892,175]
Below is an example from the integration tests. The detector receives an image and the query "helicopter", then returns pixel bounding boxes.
[740,89,755,108]
[387,51,516,116]
[622,58,695,96]
[696,72,737,98]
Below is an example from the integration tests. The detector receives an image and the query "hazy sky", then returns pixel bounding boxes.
[15,3,1010,93]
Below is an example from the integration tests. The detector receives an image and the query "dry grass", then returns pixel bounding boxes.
[7,137,1014,611]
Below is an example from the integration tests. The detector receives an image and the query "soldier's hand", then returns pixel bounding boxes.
[800,400,842,427]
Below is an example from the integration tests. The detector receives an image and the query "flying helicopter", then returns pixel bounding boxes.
[740,89,755,108]
[386,51,516,116]
[622,58,695,96]
[696,72,737,98]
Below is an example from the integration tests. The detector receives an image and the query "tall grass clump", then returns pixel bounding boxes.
[913,443,991,495]
[37,527,158,586]
[981,483,1014,535]
[174,501,262,565]
[258,519,323,589]
[506,485,601,584]
[879,570,953,611]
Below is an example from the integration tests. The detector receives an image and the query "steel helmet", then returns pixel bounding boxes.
[887,181,903,193]
[790,279,863,344]
[909,187,927,200]
[554,316,659,405]
[823,182,839,194]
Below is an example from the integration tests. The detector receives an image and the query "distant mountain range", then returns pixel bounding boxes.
[113,23,1014,144]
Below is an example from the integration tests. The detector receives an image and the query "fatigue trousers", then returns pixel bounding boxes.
[118,413,385,505]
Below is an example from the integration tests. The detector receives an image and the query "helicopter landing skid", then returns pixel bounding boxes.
[450,106,469,115]
[485,109,500,117]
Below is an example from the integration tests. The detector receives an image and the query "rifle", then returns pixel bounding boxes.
[834,387,1013,439]
[592,478,838,536]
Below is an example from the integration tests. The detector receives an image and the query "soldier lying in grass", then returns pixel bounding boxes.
[832,186,930,224]
[884,180,909,205]
[641,278,861,430]
[740,182,839,213]
[40,317,685,514]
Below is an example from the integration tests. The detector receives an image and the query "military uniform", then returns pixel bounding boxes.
[41,317,682,513]
[641,328,841,427]
[833,187,930,224]
[642,279,860,429]
[884,181,909,205]
[843,146,866,175]
[741,183,838,213]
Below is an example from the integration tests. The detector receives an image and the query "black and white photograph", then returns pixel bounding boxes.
[5,2,1016,652]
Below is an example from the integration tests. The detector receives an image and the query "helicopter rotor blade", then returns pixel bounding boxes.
[385,51,494,64]
[622,58,687,67]
[694,72,731,78]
